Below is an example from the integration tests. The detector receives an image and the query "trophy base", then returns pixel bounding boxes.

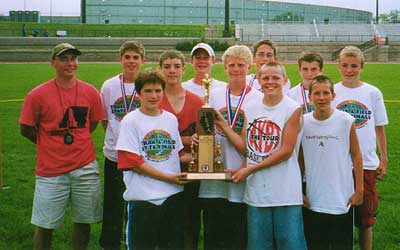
[181,172,232,180]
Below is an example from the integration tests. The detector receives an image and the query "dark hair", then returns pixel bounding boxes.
[309,75,334,94]
[119,40,145,58]
[135,69,165,94]
[159,50,185,67]
[297,50,324,69]
[252,40,277,57]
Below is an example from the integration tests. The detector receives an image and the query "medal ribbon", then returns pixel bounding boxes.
[249,74,256,88]
[300,83,310,113]
[119,74,137,114]
[226,85,250,129]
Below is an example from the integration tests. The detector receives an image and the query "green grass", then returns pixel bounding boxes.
[0,22,208,37]
[0,63,399,250]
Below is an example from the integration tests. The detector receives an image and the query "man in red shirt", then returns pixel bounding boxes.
[19,43,105,250]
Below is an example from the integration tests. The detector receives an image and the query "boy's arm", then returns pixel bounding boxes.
[297,145,310,208]
[375,125,388,180]
[232,108,302,183]
[134,162,189,185]
[90,121,99,133]
[101,120,108,130]
[348,123,364,206]
[298,145,305,180]
[214,109,247,155]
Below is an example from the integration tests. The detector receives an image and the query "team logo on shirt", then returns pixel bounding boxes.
[247,118,281,162]
[141,130,176,162]
[336,100,371,128]
[110,96,140,121]
[215,108,245,136]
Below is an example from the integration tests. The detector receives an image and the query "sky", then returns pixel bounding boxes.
[0,0,399,16]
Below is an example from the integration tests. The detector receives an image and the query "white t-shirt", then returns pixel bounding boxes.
[100,74,140,161]
[116,109,184,205]
[199,85,263,203]
[302,110,355,214]
[332,82,388,170]
[246,74,291,95]
[182,78,226,98]
[287,83,314,114]
[244,96,303,207]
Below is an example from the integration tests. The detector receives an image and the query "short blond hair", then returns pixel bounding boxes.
[222,45,253,65]
[259,61,287,78]
[339,46,365,66]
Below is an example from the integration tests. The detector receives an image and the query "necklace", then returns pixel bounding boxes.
[54,80,78,145]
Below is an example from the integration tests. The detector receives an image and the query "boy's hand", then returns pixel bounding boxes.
[191,133,199,146]
[214,109,229,131]
[348,191,363,206]
[231,167,251,183]
[168,172,192,185]
[302,194,311,208]
[376,161,387,180]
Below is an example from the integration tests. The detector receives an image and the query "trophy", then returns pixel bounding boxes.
[184,74,231,180]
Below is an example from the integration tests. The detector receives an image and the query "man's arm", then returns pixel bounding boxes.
[20,124,37,144]
[375,125,388,180]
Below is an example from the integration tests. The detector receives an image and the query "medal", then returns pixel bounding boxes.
[64,132,74,145]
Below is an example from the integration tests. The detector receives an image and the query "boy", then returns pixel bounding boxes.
[182,43,226,98]
[220,62,306,250]
[332,46,388,250]
[116,69,189,250]
[287,50,324,114]
[99,40,145,250]
[159,50,204,250]
[199,45,263,250]
[19,43,104,250]
[301,75,363,250]
[246,40,291,94]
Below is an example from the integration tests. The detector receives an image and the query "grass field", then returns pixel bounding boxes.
[0,63,399,250]
[0,22,210,38]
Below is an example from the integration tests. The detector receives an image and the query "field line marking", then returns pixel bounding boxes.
[0,99,24,103]
[385,100,400,103]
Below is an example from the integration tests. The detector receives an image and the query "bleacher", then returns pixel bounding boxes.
[238,23,400,43]
[316,24,375,42]
[377,24,400,42]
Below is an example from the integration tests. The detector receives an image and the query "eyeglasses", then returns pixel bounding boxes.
[256,53,274,58]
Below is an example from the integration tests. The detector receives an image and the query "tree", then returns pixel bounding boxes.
[379,9,399,23]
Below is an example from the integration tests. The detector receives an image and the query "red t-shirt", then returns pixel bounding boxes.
[160,90,204,138]
[19,79,105,177]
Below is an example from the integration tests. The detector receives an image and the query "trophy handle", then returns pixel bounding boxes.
[188,141,197,172]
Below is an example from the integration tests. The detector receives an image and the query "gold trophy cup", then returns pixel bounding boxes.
[184,74,231,180]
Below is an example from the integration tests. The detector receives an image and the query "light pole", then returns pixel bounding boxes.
[376,0,379,23]
[50,0,53,23]
[223,0,230,37]
[206,0,209,25]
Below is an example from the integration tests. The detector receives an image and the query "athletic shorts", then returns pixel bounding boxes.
[355,170,378,227]
[31,160,102,229]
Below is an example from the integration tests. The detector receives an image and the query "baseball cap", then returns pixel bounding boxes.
[52,43,81,59]
[191,43,216,58]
